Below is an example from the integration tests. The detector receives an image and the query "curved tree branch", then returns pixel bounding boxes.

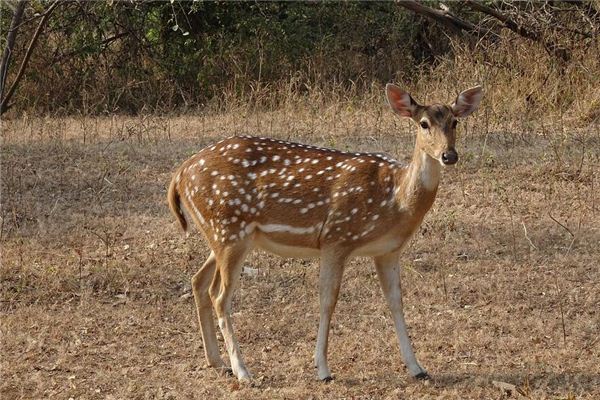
[397,0,485,37]
[463,0,570,61]
[1,0,60,115]
[0,0,27,101]
[560,0,600,29]
[51,31,130,65]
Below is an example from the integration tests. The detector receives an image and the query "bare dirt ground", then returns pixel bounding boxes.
[1,112,599,399]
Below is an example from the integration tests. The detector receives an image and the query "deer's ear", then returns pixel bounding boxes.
[386,84,419,118]
[452,86,483,118]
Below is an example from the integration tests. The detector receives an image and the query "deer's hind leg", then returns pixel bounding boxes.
[191,251,227,370]
[212,243,252,381]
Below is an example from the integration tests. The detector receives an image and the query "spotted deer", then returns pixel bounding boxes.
[168,84,483,382]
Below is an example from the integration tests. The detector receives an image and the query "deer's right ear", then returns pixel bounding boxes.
[452,86,483,118]
[386,84,418,118]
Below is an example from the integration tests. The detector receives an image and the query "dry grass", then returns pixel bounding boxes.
[187,37,600,133]
[1,108,599,399]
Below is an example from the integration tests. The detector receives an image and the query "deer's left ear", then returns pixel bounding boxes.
[386,83,419,118]
[452,86,483,118]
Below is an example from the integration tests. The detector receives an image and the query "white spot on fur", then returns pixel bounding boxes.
[258,223,320,235]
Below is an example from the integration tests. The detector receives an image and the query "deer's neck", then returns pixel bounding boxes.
[394,143,441,210]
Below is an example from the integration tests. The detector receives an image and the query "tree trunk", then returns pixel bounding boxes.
[0,0,27,102]
[1,1,59,115]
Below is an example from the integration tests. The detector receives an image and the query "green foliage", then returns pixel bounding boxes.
[3,0,444,114]
[4,0,597,116]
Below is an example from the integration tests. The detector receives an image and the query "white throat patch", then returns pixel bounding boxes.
[420,152,441,191]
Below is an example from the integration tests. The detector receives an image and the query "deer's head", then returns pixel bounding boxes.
[386,84,483,166]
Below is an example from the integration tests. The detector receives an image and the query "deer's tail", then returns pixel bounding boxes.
[167,170,188,233]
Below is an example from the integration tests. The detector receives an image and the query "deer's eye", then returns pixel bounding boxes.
[420,121,429,130]
[451,120,458,129]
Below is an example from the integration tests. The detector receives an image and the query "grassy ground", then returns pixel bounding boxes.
[1,111,599,399]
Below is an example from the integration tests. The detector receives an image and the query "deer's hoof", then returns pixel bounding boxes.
[414,371,431,380]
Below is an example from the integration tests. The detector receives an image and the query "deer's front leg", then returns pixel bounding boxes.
[314,251,346,382]
[374,252,429,379]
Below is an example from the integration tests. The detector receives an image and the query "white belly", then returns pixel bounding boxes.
[254,233,321,259]
[351,232,411,258]
[253,230,411,260]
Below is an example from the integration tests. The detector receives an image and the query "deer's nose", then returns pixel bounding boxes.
[441,149,458,165]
